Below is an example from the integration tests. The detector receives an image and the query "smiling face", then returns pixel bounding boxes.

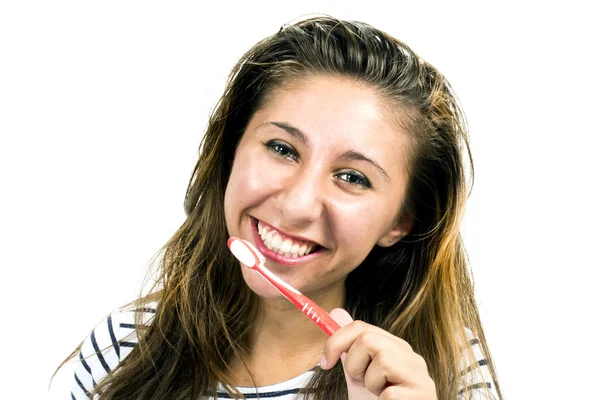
[224,75,414,302]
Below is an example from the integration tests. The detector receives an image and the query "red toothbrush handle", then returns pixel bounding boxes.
[297,295,343,336]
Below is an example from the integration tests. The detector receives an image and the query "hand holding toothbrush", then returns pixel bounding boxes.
[321,308,438,400]
[227,238,437,399]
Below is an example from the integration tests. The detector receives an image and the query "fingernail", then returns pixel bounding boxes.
[320,354,328,369]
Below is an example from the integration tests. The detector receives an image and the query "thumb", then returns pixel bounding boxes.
[328,309,378,400]
[329,308,353,327]
[327,308,353,365]
[327,308,353,377]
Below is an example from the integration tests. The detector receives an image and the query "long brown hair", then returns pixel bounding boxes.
[56,15,503,399]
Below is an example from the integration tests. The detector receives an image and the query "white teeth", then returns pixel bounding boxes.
[266,230,276,250]
[281,239,292,253]
[298,244,307,256]
[256,220,319,258]
[271,233,282,250]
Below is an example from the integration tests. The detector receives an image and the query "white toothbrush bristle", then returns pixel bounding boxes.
[243,240,266,267]
[229,237,301,295]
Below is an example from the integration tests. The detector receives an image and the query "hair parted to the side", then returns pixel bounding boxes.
[55,14,502,400]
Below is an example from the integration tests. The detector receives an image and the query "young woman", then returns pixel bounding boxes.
[58,15,502,400]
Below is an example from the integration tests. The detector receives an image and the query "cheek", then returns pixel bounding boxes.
[329,198,394,249]
[224,150,283,217]
[224,153,254,228]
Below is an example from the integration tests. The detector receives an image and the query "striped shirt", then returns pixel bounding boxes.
[71,308,499,399]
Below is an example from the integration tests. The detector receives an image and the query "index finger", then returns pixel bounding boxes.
[321,319,395,369]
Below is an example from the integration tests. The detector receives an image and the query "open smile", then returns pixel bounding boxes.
[250,217,324,266]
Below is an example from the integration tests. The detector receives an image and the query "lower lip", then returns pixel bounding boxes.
[251,218,323,267]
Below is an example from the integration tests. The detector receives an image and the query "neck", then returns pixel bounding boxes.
[229,282,345,386]
[252,284,345,354]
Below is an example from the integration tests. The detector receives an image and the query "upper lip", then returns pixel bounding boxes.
[253,217,325,249]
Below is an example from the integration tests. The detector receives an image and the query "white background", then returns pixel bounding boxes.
[1,1,598,399]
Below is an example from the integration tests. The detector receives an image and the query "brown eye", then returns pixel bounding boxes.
[336,171,372,189]
[264,140,298,161]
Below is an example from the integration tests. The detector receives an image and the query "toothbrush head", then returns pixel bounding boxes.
[227,237,266,269]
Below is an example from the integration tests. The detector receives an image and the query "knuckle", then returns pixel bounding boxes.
[400,339,413,353]
[426,376,437,391]
[347,369,365,383]
[413,353,432,376]
[414,353,427,367]
[378,387,396,400]
[350,320,368,331]
[378,352,395,369]
[356,329,375,346]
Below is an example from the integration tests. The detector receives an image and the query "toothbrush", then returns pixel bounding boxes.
[227,237,343,337]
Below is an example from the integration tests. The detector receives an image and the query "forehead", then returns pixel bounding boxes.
[249,76,412,167]
[255,75,410,142]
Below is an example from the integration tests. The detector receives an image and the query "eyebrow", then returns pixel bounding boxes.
[259,121,308,144]
[339,150,391,181]
[258,121,391,181]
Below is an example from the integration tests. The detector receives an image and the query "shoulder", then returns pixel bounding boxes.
[113,305,157,360]
[457,327,500,399]
[70,305,156,399]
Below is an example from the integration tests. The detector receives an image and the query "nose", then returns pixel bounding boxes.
[274,167,326,228]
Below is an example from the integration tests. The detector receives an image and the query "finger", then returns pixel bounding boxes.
[321,308,354,370]
[343,332,400,382]
[322,318,409,370]
[367,351,432,389]
[321,308,352,371]
[377,378,437,400]
[331,309,412,353]
[377,385,412,400]
[363,351,405,395]
[340,352,379,400]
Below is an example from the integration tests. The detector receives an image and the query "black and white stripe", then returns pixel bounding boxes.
[457,329,498,399]
[70,308,155,399]
[70,309,498,399]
